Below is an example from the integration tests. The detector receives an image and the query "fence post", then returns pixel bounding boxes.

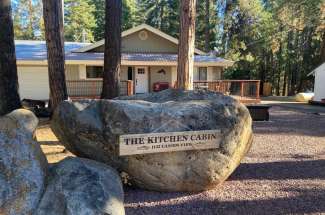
[240,81,244,97]
[256,80,261,99]
[127,80,134,96]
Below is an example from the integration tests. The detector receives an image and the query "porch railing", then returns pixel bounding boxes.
[66,79,260,103]
[193,80,260,103]
[66,80,133,99]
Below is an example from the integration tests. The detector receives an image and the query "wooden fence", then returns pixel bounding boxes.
[66,80,133,99]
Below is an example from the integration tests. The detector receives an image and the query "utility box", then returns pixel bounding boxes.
[246,105,271,121]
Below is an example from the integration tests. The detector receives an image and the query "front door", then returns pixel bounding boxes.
[135,67,149,93]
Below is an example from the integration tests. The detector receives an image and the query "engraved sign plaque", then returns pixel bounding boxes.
[119,130,221,156]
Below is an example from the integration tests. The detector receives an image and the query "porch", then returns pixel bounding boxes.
[193,80,260,104]
[66,79,260,103]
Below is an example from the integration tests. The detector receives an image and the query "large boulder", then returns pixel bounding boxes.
[52,89,253,191]
[36,157,125,215]
[0,109,48,215]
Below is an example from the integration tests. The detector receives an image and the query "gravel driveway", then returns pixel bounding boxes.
[124,106,325,215]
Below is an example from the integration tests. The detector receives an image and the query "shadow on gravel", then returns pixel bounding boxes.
[124,186,190,202]
[230,160,325,180]
[125,188,325,215]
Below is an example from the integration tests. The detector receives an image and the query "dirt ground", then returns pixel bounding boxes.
[35,119,74,163]
[35,106,325,215]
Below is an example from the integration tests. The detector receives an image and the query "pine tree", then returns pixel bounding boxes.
[64,0,97,42]
[177,0,196,90]
[122,0,138,29]
[43,0,68,111]
[138,0,179,37]
[196,0,217,51]
[12,0,43,40]
[90,0,138,41]
[101,0,122,99]
[0,0,21,115]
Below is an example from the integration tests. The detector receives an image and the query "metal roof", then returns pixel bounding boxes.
[66,52,231,63]
[14,40,233,65]
[15,40,90,61]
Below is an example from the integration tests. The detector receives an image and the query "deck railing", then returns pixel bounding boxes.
[193,80,260,103]
[66,80,133,99]
[66,79,260,103]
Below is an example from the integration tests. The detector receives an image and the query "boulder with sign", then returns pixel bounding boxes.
[51,89,253,191]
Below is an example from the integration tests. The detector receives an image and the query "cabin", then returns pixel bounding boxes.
[309,63,325,104]
[15,24,260,103]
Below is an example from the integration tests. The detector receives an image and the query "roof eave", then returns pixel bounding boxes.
[17,59,233,67]
[307,70,315,76]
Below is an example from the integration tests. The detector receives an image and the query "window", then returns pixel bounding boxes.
[86,66,103,79]
[137,68,145,74]
[198,67,207,80]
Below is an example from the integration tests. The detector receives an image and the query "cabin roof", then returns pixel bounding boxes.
[14,38,233,67]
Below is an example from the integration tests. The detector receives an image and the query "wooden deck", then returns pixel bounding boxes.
[67,80,261,104]
[194,80,261,104]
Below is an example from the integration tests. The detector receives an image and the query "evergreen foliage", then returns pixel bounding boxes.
[64,0,96,42]
[11,0,325,95]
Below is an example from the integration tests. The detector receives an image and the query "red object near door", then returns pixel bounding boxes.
[153,82,170,92]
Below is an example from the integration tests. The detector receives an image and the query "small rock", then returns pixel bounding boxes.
[36,157,125,215]
[52,89,253,191]
[0,109,48,215]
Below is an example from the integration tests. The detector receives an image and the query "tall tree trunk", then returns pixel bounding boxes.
[320,31,325,64]
[43,0,68,111]
[0,0,21,116]
[270,52,275,95]
[276,72,280,96]
[258,60,264,95]
[27,0,35,39]
[159,2,164,30]
[282,31,292,96]
[177,0,196,90]
[221,0,233,54]
[204,0,210,52]
[288,30,300,96]
[101,0,121,99]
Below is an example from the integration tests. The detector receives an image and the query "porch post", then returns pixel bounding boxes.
[240,82,244,97]
[256,80,261,99]
[127,80,133,95]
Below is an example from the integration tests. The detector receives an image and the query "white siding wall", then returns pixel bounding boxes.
[18,66,50,100]
[314,70,325,102]
[65,65,80,80]
[212,67,222,80]
[171,66,177,87]
[207,67,214,81]
[121,66,129,80]
[150,66,172,91]
[171,66,222,82]
[78,65,87,79]
[193,67,199,81]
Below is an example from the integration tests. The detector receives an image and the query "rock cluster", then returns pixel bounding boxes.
[0,109,124,215]
[0,109,47,215]
[52,89,253,191]
[36,157,124,215]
